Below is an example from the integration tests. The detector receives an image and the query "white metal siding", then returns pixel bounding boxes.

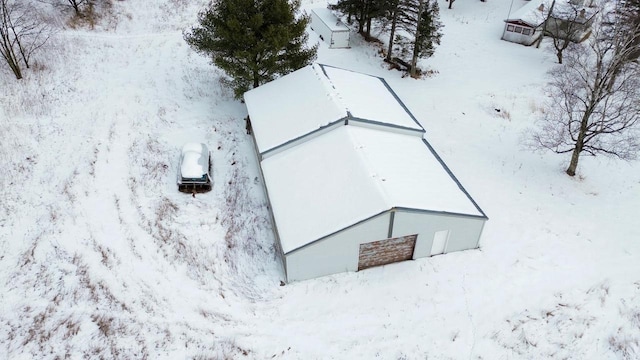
[310,9,350,49]
[330,30,350,49]
[260,121,343,159]
[502,25,540,46]
[285,212,390,282]
[310,11,332,46]
[349,119,423,137]
[430,230,449,255]
[391,210,485,258]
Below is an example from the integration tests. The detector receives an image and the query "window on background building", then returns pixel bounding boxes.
[515,26,523,34]
[507,25,515,32]
[522,28,532,35]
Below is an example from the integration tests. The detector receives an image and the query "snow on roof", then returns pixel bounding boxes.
[321,65,423,131]
[506,0,547,27]
[551,1,598,23]
[311,8,350,32]
[244,65,346,154]
[261,126,484,254]
[507,0,596,26]
[244,64,424,154]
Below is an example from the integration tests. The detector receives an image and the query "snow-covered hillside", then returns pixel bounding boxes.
[1,0,639,358]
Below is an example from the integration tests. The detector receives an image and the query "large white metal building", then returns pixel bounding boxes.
[244,64,488,282]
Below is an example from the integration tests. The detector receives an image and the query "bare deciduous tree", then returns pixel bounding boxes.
[39,0,87,16]
[545,2,596,64]
[0,0,22,78]
[64,0,86,15]
[0,0,52,79]
[530,15,640,177]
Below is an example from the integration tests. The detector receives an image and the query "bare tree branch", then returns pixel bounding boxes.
[39,0,87,16]
[529,7,640,176]
[0,0,53,79]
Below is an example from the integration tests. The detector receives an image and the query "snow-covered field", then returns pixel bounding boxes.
[1,0,639,358]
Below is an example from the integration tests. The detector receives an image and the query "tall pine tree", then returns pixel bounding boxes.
[331,0,389,39]
[412,0,442,65]
[393,0,442,77]
[184,0,317,98]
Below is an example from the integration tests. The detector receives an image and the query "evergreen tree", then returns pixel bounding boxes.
[413,0,442,59]
[394,0,442,77]
[384,0,401,62]
[184,0,317,98]
[331,0,389,39]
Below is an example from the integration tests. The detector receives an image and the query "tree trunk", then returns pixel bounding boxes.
[8,56,22,79]
[448,0,454,10]
[556,50,563,64]
[358,1,365,34]
[69,0,82,15]
[566,113,589,176]
[0,35,23,79]
[2,40,23,79]
[566,144,581,176]
[386,3,398,62]
[410,44,419,77]
[253,70,259,88]
[10,25,30,68]
[410,0,425,77]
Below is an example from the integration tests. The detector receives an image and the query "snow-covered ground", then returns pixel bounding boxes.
[1,0,639,358]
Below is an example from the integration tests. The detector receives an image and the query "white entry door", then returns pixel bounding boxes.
[431,230,449,256]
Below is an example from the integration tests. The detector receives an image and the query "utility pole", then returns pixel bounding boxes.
[502,0,516,40]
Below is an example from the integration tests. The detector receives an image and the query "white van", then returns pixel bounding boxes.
[177,143,212,193]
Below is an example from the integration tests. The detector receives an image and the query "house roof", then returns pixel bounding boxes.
[261,125,486,254]
[551,1,598,24]
[506,0,597,27]
[311,8,350,32]
[506,0,546,27]
[244,64,424,155]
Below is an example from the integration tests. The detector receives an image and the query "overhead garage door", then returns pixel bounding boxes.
[357,234,417,271]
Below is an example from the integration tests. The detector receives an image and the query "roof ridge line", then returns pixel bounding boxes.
[345,126,395,210]
[315,63,351,118]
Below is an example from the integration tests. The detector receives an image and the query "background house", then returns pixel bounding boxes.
[502,0,546,45]
[503,0,597,46]
[244,64,488,282]
[546,0,598,42]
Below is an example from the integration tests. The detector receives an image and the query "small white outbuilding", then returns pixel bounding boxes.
[310,8,351,49]
[244,64,488,282]
[502,0,546,46]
